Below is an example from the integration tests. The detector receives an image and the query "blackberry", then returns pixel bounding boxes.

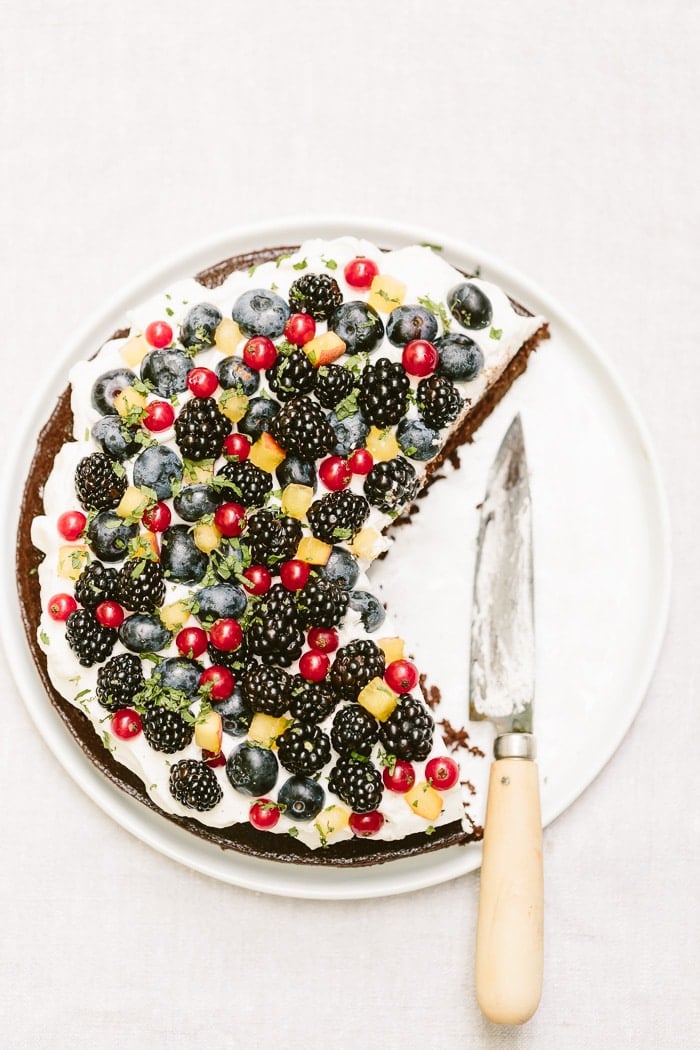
[277,722,331,776]
[416,374,463,429]
[142,705,194,754]
[288,272,343,321]
[240,663,291,716]
[315,365,355,409]
[296,575,348,629]
[330,704,379,758]
[266,349,316,402]
[74,561,118,610]
[288,675,338,723]
[216,459,273,508]
[270,396,335,459]
[245,509,302,567]
[74,453,127,511]
[65,608,117,667]
[114,558,166,613]
[328,756,383,813]
[363,456,419,514]
[329,639,385,701]
[378,695,434,761]
[357,357,410,427]
[246,585,304,667]
[307,490,370,544]
[169,759,223,812]
[207,640,258,680]
[96,653,145,711]
[174,396,231,460]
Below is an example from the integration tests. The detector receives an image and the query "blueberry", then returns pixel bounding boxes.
[132,445,183,500]
[386,305,438,346]
[91,368,137,415]
[217,686,253,737]
[193,583,247,624]
[226,741,279,796]
[173,485,221,522]
[396,417,441,461]
[435,333,484,381]
[349,590,385,632]
[278,776,325,822]
[232,289,290,339]
[328,410,369,456]
[91,416,140,461]
[160,524,209,584]
[210,540,247,583]
[155,658,203,697]
[447,282,493,330]
[119,614,172,654]
[87,511,139,562]
[216,356,260,395]
[320,546,359,591]
[276,455,317,491]
[140,349,191,398]
[237,397,281,441]
[329,301,384,354]
[180,302,222,351]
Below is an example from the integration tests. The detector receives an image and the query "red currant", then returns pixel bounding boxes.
[344,257,379,289]
[385,658,419,693]
[349,810,385,836]
[200,665,235,701]
[402,339,439,377]
[214,502,246,537]
[202,748,227,768]
[307,626,339,653]
[176,626,208,659]
[242,564,272,595]
[142,501,171,532]
[144,320,173,348]
[95,600,125,629]
[57,509,86,541]
[382,759,416,793]
[111,708,143,739]
[143,400,175,432]
[222,432,251,461]
[47,593,77,621]
[319,456,352,491]
[187,367,219,397]
[279,559,311,591]
[250,798,281,830]
[425,755,460,791]
[243,336,278,370]
[209,618,243,652]
[347,448,373,475]
[299,649,330,682]
[284,312,316,346]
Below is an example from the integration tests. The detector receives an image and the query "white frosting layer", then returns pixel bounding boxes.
[31,236,545,852]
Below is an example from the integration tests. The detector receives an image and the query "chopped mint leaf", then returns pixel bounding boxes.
[292,258,308,271]
[420,243,443,251]
[333,390,359,422]
[322,257,338,270]
[489,327,503,340]
[101,731,116,753]
[417,295,451,334]
[165,306,174,317]
[403,446,417,457]
[288,826,299,838]
[425,825,436,836]
[332,526,353,540]
[275,253,291,268]
[248,264,258,277]
[39,629,50,646]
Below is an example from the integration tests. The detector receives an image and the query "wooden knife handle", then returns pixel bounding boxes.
[475,756,543,1025]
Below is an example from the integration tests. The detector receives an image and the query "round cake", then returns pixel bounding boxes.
[20,236,548,866]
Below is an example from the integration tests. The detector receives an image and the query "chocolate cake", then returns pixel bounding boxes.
[19,236,548,866]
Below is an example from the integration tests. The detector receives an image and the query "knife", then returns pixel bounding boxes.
[469,414,543,1025]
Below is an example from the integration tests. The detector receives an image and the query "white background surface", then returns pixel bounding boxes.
[0,1,697,1047]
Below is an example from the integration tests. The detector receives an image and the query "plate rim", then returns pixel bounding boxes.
[0,215,672,899]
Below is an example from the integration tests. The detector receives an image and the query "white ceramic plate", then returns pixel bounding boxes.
[0,218,671,900]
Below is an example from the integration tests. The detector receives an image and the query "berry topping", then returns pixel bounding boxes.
[284,312,316,346]
[246,584,304,666]
[270,396,335,460]
[328,756,383,814]
[169,759,223,812]
[141,349,191,398]
[298,649,330,682]
[319,455,352,491]
[447,281,493,330]
[187,366,219,398]
[347,448,373,475]
[111,708,143,740]
[249,798,282,830]
[114,558,166,613]
[307,626,339,653]
[209,618,243,652]
[296,575,348,629]
[241,564,272,595]
[278,775,326,821]
[329,301,384,355]
[416,374,463,429]
[65,608,118,667]
[344,256,379,289]
[315,364,355,409]
[160,524,209,584]
[357,357,410,427]
[141,501,171,532]
[378,695,434,761]
[176,626,208,659]
[74,560,118,610]
[329,639,385,701]
[142,705,194,754]
[288,675,338,723]
[180,302,223,351]
[245,509,302,567]
[387,305,439,347]
[232,289,290,339]
[223,432,251,461]
[57,510,87,541]
[319,546,360,590]
[288,272,343,321]
[402,338,439,377]
[243,336,278,371]
[96,652,145,711]
[279,559,312,592]
[381,758,416,793]
[307,489,370,545]
[396,418,441,462]
[331,704,379,758]
[435,332,484,381]
[266,348,316,401]
[213,501,246,537]
[145,320,173,348]
[363,456,418,514]
[347,589,386,633]
[215,459,273,508]
[91,416,141,461]
[277,722,331,776]
[226,741,279,797]
[425,755,460,791]
[216,356,260,395]
[132,445,183,501]
[94,600,125,629]
[200,665,235,701]
[384,659,419,694]
[349,810,384,836]
[91,368,137,415]
[119,614,172,654]
[47,593,77,621]
[86,511,139,562]
[328,409,370,458]
[74,453,127,511]
[236,397,281,442]
[241,663,292,717]
[174,396,231,460]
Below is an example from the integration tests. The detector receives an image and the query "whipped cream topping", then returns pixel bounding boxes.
[31,236,545,851]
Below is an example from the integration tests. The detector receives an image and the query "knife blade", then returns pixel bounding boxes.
[469,414,543,1025]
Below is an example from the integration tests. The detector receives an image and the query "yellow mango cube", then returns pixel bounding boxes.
[120,334,151,367]
[194,709,223,754]
[303,331,346,366]
[404,781,444,821]
[214,317,244,354]
[193,522,221,554]
[249,432,286,473]
[350,527,382,561]
[296,536,332,565]
[378,636,406,664]
[357,677,398,722]
[182,459,214,484]
[57,545,90,581]
[366,426,400,462]
[248,713,289,748]
[113,385,147,419]
[315,805,351,842]
[218,389,249,422]
[159,601,190,631]
[115,485,149,520]
[281,484,314,520]
[368,274,406,313]
[129,531,160,561]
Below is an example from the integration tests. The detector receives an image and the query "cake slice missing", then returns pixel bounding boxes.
[21,236,548,865]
